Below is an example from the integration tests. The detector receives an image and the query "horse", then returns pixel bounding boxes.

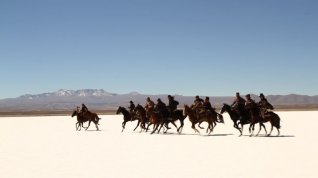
[220,104,249,136]
[71,110,101,131]
[184,105,214,134]
[245,102,267,136]
[133,104,148,132]
[116,106,140,132]
[155,108,187,134]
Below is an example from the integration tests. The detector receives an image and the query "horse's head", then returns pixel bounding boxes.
[116,106,123,114]
[184,105,191,116]
[71,110,77,117]
[220,103,231,114]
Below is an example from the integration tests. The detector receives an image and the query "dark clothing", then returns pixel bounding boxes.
[168,99,179,111]
[258,98,274,110]
[145,100,155,110]
[231,96,246,108]
[193,98,204,109]
[81,104,88,113]
[258,98,274,117]
[156,101,166,110]
[203,101,213,111]
[128,103,135,113]
[245,98,256,109]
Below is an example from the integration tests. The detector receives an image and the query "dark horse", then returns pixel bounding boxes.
[71,110,101,131]
[220,104,249,136]
[116,106,142,132]
[155,108,186,134]
[221,104,260,136]
[244,102,267,136]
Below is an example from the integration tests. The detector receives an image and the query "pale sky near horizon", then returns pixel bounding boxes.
[1,0,317,99]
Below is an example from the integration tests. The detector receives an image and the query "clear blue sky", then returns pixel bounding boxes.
[1,0,317,99]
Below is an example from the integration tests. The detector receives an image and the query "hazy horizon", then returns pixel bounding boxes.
[1,88,318,100]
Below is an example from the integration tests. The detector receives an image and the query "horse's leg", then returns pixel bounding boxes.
[151,123,159,134]
[93,120,99,131]
[192,123,200,134]
[122,121,127,132]
[86,120,91,130]
[146,123,152,132]
[209,122,215,134]
[256,123,262,136]
[177,119,184,134]
[277,127,280,136]
[206,122,210,134]
[257,123,267,136]
[133,120,140,131]
[239,123,243,136]
[198,121,205,129]
[268,124,274,136]
[164,122,170,133]
[250,123,255,137]
[157,122,165,134]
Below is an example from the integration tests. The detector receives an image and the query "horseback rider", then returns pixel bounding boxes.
[145,97,155,117]
[192,95,204,118]
[231,92,246,114]
[168,95,179,115]
[81,103,89,117]
[244,94,256,108]
[155,98,166,111]
[81,103,88,113]
[128,101,135,114]
[258,93,274,118]
[203,97,216,115]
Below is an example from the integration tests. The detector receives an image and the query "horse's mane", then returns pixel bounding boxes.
[223,103,231,107]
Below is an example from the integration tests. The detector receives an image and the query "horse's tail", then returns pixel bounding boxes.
[217,113,224,123]
[94,113,101,125]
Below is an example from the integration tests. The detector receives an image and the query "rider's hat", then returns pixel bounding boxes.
[205,96,209,100]
[245,94,251,98]
[129,101,133,103]
[259,93,265,97]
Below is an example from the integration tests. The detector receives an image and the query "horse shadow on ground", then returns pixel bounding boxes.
[240,134,295,138]
[84,129,104,132]
[153,132,234,137]
[257,135,295,138]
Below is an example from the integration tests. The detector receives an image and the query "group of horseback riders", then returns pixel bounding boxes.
[78,91,273,120]
[231,92,274,118]
[128,95,180,119]
[126,92,273,119]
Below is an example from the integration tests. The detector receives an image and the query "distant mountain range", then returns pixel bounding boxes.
[0,89,318,112]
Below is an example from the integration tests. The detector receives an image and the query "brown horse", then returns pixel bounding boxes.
[133,104,148,132]
[71,110,101,131]
[116,106,140,132]
[184,105,214,134]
